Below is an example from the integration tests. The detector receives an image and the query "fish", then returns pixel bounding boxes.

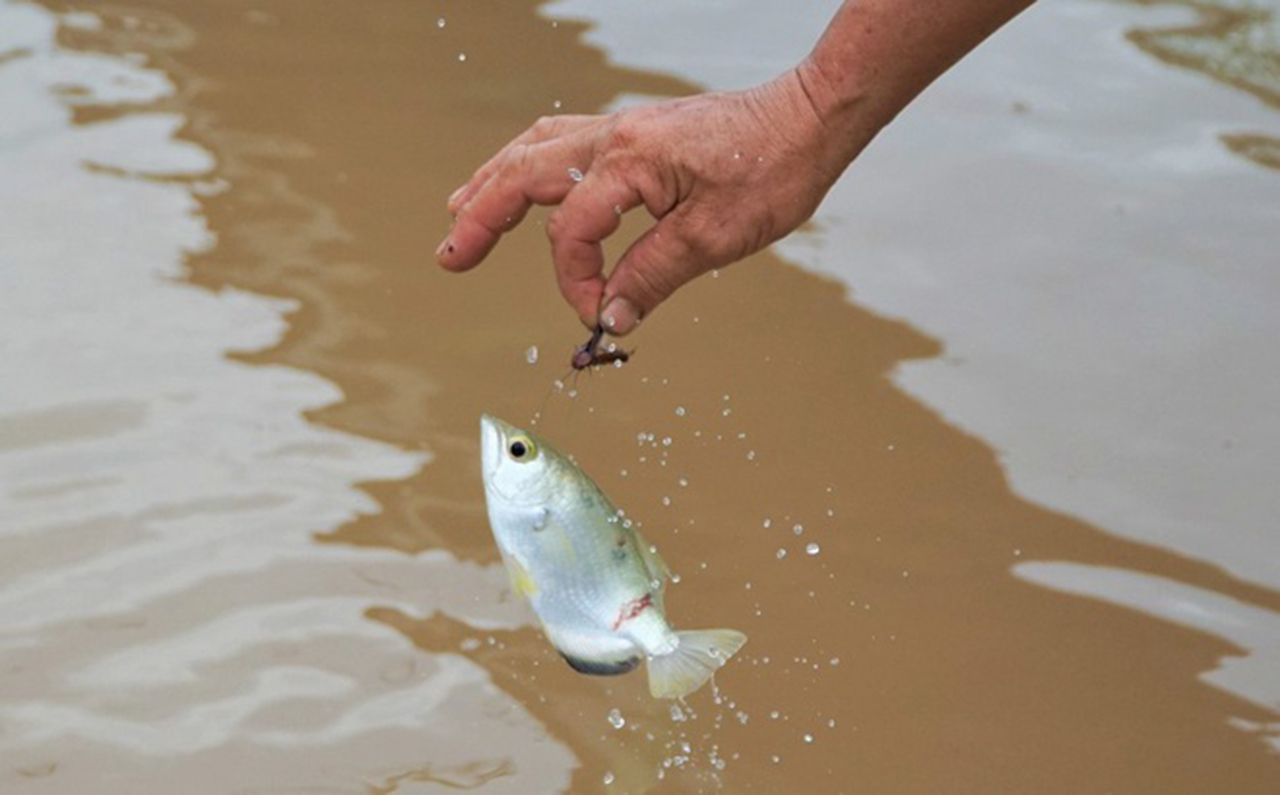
[479,414,746,698]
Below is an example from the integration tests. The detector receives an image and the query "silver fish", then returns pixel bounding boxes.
[480,414,746,698]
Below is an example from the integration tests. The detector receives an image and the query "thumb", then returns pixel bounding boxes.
[599,217,704,336]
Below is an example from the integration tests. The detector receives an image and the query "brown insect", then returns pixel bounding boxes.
[570,324,632,370]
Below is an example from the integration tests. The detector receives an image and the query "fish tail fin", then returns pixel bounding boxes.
[646,629,747,699]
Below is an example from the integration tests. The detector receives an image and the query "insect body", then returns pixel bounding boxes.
[571,324,632,370]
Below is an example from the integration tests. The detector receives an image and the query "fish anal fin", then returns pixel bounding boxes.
[647,629,747,699]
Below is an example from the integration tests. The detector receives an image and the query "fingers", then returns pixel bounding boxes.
[599,215,702,336]
[546,171,646,327]
[446,115,602,215]
[437,133,596,272]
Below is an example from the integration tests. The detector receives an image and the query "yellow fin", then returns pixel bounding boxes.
[502,554,538,598]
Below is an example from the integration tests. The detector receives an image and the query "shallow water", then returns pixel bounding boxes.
[1,0,1277,793]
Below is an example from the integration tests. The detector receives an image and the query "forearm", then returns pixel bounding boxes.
[796,0,1035,165]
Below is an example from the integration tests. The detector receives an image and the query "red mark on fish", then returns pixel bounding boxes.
[611,593,653,631]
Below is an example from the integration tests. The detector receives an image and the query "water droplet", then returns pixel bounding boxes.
[829,657,840,666]
[804,733,814,744]
[436,17,446,28]
[525,345,538,364]
[661,496,671,507]
[553,99,562,109]
[603,772,615,785]
[722,408,733,417]
[607,708,625,729]
[806,542,821,556]
[828,718,837,728]
[675,406,686,417]
[762,518,772,529]
[746,450,756,461]
[457,52,467,62]
[661,436,672,447]
[771,755,781,764]
[792,523,804,536]
[669,703,686,722]
[678,477,688,487]
[776,548,787,559]
[712,269,720,278]
[567,167,585,182]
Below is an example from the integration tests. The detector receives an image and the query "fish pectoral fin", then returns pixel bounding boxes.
[647,628,747,699]
[501,554,538,598]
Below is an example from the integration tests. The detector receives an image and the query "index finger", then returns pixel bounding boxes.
[447,115,603,215]
[438,134,596,273]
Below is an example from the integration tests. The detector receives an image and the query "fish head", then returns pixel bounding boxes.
[480,414,563,508]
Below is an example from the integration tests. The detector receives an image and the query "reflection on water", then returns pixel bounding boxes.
[2,0,1278,792]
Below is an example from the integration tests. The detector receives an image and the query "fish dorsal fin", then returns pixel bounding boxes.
[501,552,538,598]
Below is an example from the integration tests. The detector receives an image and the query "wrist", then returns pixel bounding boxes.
[780,59,883,183]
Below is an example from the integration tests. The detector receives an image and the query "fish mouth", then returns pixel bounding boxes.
[480,414,503,481]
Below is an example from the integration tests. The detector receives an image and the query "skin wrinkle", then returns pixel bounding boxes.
[438,0,1038,334]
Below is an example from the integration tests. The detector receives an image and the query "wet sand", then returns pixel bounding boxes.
[2,0,1277,793]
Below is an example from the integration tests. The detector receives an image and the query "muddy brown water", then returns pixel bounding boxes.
[2,0,1277,792]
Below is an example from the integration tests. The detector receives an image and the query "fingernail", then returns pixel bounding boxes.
[435,238,451,261]
[600,296,640,336]
[447,185,467,208]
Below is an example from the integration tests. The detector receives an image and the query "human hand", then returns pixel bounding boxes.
[436,69,865,335]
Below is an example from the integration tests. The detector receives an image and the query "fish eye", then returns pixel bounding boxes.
[507,435,537,462]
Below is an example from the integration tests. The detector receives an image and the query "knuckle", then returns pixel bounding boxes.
[545,208,572,242]
[499,143,532,177]
[603,117,641,151]
[628,258,679,304]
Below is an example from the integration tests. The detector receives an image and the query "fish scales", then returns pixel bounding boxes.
[479,414,746,698]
